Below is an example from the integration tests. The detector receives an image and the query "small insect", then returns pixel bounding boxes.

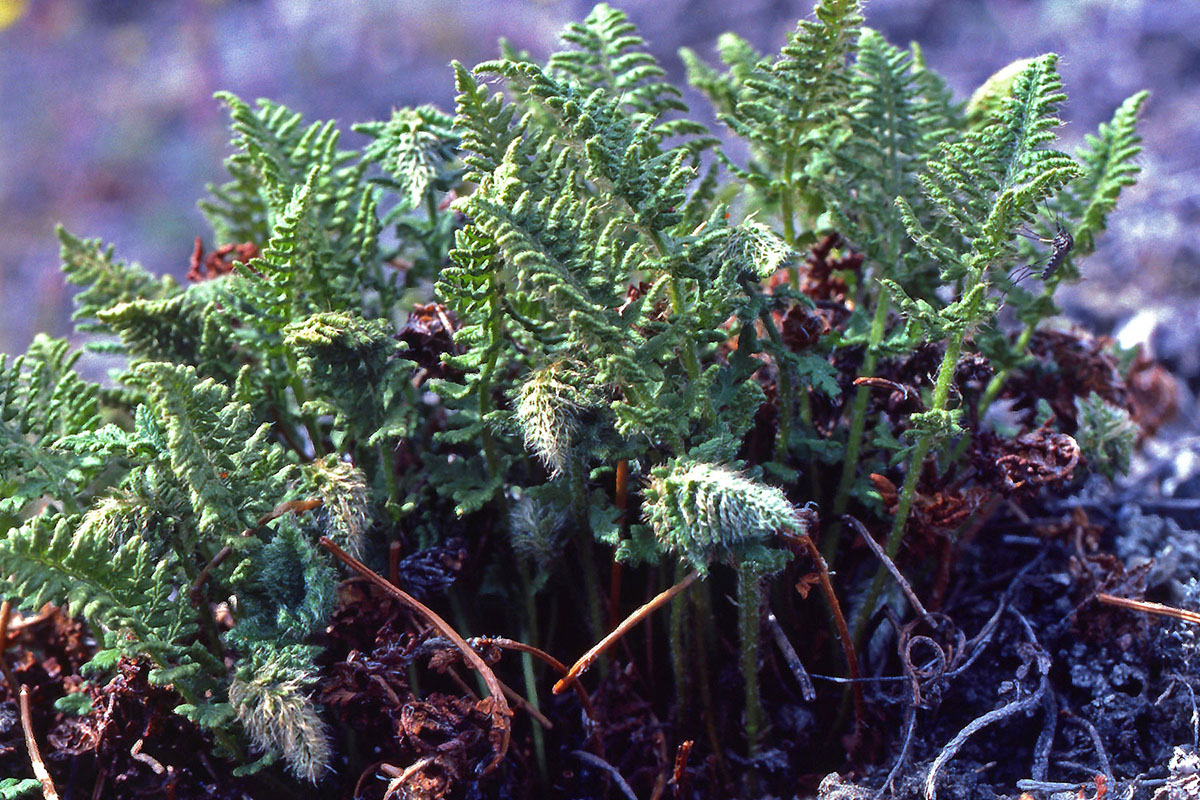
[1009,216,1074,284]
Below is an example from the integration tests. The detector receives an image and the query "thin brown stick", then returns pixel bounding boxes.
[319,537,512,773]
[554,569,701,695]
[764,606,815,701]
[0,601,17,695]
[1096,592,1200,625]
[788,532,867,730]
[441,661,551,729]
[470,636,595,720]
[609,459,631,629]
[443,666,479,700]
[191,498,325,604]
[20,686,59,800]
[497,680,554,730]
[189,546,232,604]
[844,515,934,626]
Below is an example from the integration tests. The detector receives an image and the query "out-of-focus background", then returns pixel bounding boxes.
[1,0,1197,382]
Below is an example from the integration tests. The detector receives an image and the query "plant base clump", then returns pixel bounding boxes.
[2,2,1185,799]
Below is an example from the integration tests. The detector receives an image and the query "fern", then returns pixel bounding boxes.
[642,459,796,574]
[284,311,417,449]
[0,336,103,522]
[57,226,177,343]
[356,105,459,211]
[1067,90,1149,256]
[0,3,1151,791]
[696,0,863,234]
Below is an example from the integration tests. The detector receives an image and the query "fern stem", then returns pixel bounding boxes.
[825,292,892,561]
[691,579,732,785]
[668,561,690,721]
[757,307,795,467]
[571,471,605,645]
[853,333,963,647]
[781,148,799,285]
[737,563,765,755]
[284,352,325,458]
[978,307,1040,416]
[516,561,549,787]
[376,444,398,505]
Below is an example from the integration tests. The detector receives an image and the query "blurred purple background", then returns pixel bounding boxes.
[1,0,1197,381]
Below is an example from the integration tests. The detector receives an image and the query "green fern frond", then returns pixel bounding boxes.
[708,0,863,219]
[0,779,40,798]
[901,54,1080,278]
[0,336,104,520]
[1074,392,1138,479]
[550,3,691,128]
[285,311,416,447]
[228,644,331,783]
[451,60,520,183]
[57,226,177,338]
[356,105,459,209]
[0,513,192,663]
[127,362,292,542]
[681,33,764,120]
[815,28,954,296]
[1068,90,1148,255]
[95,282,240,381]
[643,460,797,573]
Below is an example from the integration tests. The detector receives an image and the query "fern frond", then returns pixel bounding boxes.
[1068,90,1148,255]
[96,282,240,381]
[681,33,763,120]
[550,3,691,130]
[451,60,520,183]
[902,54,1080,278]
[356,105,459,209]
[0,336,104,520]
[0,513,193,663]
[284,311,416,446]
[228,644,331,783]
[643,460,797,573]
[57,226,177,338]
[816,28,952,296]
[127,362,292,542]
[709,0,863,216]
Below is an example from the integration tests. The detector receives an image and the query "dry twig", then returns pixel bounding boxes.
[764,607,816,701]
[319,537,512,774]
[1096,592,1200,625]
[783,531,867,729]
[554,569,700,694]
[924,610,1051,800]
[844,515,933,626]
[20,686,59,800]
